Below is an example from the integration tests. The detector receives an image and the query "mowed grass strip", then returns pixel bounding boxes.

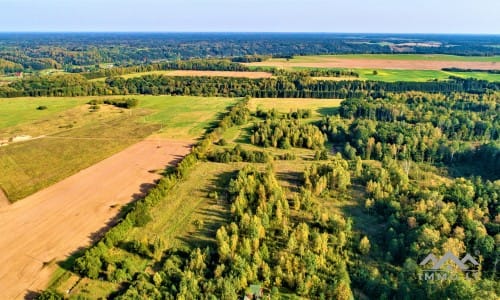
[90,70,273,82]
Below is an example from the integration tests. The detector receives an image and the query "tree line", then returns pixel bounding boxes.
[2,73,497,98]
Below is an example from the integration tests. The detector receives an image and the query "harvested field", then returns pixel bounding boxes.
[166,70,272,78]
[0,138,192,299]
[111,70,273,80]
[247,56,500,70]
[0,189,8,208]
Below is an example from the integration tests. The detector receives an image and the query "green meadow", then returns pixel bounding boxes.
[272,54,500,62]
[0,95,236,201]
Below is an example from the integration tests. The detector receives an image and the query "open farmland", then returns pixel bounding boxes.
[0,138,192,299]
[0,95,235,298]
[311,68,500,82]
[248,98,342,117]
[0,96,235,201]
[247,54,500,70]
[0,97,88,130]
[90,70,273,81]
[0,112,160,201]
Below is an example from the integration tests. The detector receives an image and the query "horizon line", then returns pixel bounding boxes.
[0,31,499,36]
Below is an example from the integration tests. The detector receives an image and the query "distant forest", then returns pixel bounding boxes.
[0,33,499,72]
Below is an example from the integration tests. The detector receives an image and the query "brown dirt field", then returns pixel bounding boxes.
[0,188,9,208]
[0,138,192,299]
[248,59,500,70]
[166,70,273,78]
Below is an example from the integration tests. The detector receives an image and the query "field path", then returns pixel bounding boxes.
[0,138,192,299]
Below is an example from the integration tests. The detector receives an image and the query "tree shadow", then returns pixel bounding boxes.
[234,125,253,144]
[23,290,40,300]
[317,106,340,116]
[276,171,303,193]
[176,204,231,249]
[175,169,236,249]
[115,241,153,259]
[55,179,163,273]
[196,101,237,141]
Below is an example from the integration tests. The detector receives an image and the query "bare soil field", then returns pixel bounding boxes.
[114,70,273,80]
[0,189,8,208]
[248,58,500,70]
[0,138,192,299]
[167,70,273,78]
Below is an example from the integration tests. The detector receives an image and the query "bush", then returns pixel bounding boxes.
[36,290,64,300]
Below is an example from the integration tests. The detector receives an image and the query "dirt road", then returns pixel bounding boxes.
[0,138,192,299]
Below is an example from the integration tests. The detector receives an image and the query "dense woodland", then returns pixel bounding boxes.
[1,33,499,73]
[1,71,498,98]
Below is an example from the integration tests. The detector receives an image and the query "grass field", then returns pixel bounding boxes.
[268,54,500,63]
[91,70,273,82]
[248,98,342,116]
[0,97,89,130]
[0,95,236,201]
[247,54,500,81]
[0,113,160,201]
[138,96,236,139]
[312,68,500,82]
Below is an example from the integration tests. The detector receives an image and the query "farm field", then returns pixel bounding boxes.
[0,97,89,130]
[0,138,193,299]
[271,54,500,62]
[311,68,500,82]
[91,70,273,81]
[247,54,500,71]
[248,98,342,117]
[0,96,235,201]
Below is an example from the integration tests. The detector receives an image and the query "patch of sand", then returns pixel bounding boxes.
[0,138,192,299]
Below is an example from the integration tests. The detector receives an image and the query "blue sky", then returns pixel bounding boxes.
[1,0,499,33]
